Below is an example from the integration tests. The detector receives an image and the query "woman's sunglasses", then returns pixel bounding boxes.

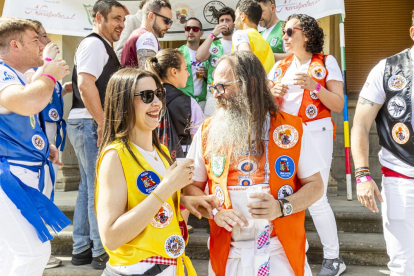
[134,88,165,104]
[185,26,201,32]
[282,27,303,37]
[153,12,173,26]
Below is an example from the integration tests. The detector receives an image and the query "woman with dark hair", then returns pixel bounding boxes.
[95,69,216,276]
[145,49,205,157]
[267,14,346,276]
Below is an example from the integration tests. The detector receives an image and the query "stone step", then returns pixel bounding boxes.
[43,257,390,276]
[55,190,383,234]
[51,228,388,266]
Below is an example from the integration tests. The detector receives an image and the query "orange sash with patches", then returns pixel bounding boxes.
[201,112,306,276]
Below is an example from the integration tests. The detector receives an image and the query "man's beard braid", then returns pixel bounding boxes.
[204,94,250,158]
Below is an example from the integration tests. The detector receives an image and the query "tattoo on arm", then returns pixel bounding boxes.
[358,97,374,106]
[137,49,157,70]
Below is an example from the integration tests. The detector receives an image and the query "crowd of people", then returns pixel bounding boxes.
[0,0,413,275]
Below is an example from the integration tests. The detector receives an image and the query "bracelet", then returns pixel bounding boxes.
[212,208,219,219]
[313,83,321,94]
[44,57,52,62]
[355,166,370,172]
[180,204,186,210]
[356,175,373,184]
[151,192,164,203]
[41,74,56,84]
[209,33,215,39]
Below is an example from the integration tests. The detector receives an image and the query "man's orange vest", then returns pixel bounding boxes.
[201,111,306,276]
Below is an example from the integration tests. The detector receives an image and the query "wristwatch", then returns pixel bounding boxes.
[278,199,293,217]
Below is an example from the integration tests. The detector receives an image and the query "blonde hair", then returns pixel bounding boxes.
[0,17,38,53]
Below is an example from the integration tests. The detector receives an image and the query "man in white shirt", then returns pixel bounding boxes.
[195,7,235,116]
[67,0,126,270]
[178,18,208,110]
[121,0,172,68]
[351,11,414,275]
[184,51,324,276]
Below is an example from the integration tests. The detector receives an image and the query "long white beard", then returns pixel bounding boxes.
[204,104,250,156]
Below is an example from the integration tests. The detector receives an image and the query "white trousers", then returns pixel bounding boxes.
[381,176,414,276]
[307,129,340,259]
[0,168,51,276]
[208,237,312,276]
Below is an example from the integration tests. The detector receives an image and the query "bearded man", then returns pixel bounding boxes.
[184,51,325,276]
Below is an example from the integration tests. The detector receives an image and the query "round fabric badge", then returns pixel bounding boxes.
[305,104,318,119]
[32,135,45,150]
[311,65,326,80]
[48,108,60,121]
[273,68,282,82]
[29,115,36,129]
[387,96,407,119]
[277,185,294,199]
[209,46,219,55]
[275,156,295,179]
[210,56,219,67]
[270,38,277,47]
[273,125,299,149]
[238,159,259,175]
[238,176,254,186]
[388,75,407,91]
[214,185,225,205]
[151,202,174,229]
[392,123,410,145]
[164,234,185,258]
[310,90,319,100]
[136,171,161,195]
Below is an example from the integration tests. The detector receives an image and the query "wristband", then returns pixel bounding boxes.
[356,175,373,184]
[209,33,215,39]
[44,57,52,62]
[212,208,219,219]
[355,166,370,172]
[180,204,186,210]
[313,83,321,94]
[41,74,56,85]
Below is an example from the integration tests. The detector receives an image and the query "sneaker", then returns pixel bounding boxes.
[45,255,62,269]
[71,246,92,266]
[317,257,346,276]
[91,252,109,270]
[187,225,194,234]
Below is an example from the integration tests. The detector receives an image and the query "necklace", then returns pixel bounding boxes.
[145,148,158,161]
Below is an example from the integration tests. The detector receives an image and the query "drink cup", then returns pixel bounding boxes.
[176,158,193,166]
[246,185,267,204]
[196,71,204,79]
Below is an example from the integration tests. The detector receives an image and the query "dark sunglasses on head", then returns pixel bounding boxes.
[185,26,201,32]
[134,88,165,104]
[153,12,173,26]
[282,27,303,37]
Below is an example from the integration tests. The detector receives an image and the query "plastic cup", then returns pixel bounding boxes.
[246,185,267,204]
[176,158,192,166]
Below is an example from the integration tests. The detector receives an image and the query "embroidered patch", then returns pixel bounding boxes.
[211,154,226,177]
[311,65,326,80]
[273,125,299,149]
[210,56,219,67]
[238,176,254,186]
[270,37,277,47]
[237,159,259,175]
[164,234,185,258]
[387,96,407,119]
[277,185,294,199]
[388,75,407,91]
[209,46,219,55]
[30,115,36,129]
[273,68,282,82]
[310,90,319,100]
[32,135,45,150]
[151,202,174,229]
[305,104,318,119]
[136,171,161,195]
[214,185,225,205]
[392,123,410,145]
[48,108,59,121]
[275,156,295,179]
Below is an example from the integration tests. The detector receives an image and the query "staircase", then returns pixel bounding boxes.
[45,185,391,275]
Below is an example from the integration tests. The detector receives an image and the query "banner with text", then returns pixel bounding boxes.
[2,0,344,40]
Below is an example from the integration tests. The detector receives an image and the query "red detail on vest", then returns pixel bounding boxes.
[121,28,159,68]
[381,166,414,179]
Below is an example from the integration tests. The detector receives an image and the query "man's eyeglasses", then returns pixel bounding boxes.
[153,12,173,26]
[209,80,240,95]
[185,26,201,32]
[283,27,303,37]
[134,88,165,104]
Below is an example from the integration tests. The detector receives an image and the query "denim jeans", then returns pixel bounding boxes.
[67,119,104,257]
